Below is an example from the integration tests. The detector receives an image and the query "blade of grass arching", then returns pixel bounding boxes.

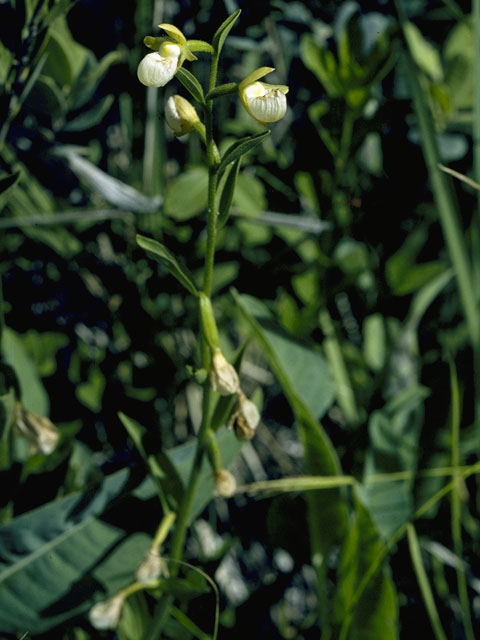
[401,51,479,352]
[449,362,475,640]
[407,524,448,640]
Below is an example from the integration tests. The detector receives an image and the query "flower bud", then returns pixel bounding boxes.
[210,349,239,396]
[238,67,289,125]
[89,594,125,630]
[136,549,169,584]
[165,95,200,136]
[215,469,237,498]
[232,391,260,441]
[15,404,59,455]
[137,44,181,88]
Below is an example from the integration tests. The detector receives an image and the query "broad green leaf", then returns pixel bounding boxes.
[3,328,49,415]
[233,291,347,553]
[212,9,241,55]
[217,158,241,229]
[217,131,270,175]
[136,234,199,296]
[332,492,399,640]
[164,166,208,221]
[117,591,151,640]
[404,22,443,82]
[0,426,240,633]
[0,468,132,633]
[176,67,205,104]
[64,94,114,132]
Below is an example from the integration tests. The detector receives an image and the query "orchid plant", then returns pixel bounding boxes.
[88,9,289,634]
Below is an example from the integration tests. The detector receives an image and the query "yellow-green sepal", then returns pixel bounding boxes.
[238,66,275,92]
[158,23,187,44]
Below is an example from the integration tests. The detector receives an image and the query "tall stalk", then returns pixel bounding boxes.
[146,48,222,640]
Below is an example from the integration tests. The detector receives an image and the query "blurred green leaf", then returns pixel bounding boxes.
[64,94,114,132]
[76,366,105,412]
[136,234,199,295]
[164,166,208,221]
[363,385,429,538]
[404,22,443,82]
[3,328,49,415]
[20,331,69,377]
[363,314,386,372]
[70,50,124,110]
[24,74,67,119]
[332,492,399,639]
[0,171,21,210]
[232,172,266,216]
[300,34,342,96]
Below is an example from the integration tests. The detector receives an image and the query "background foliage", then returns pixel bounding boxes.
[1,0,479,638]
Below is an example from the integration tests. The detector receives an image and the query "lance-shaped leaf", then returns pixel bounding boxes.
[136,234,198,296]
[332,491,399,639]
[233,291,347,554]
[176,67,205,105]
[205,82,238,101]
[212,9,241,55]
[0,427,241,634]
[218,131,270,176]
[216,157,241,229]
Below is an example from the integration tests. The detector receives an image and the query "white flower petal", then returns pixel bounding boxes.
[137,51,179,88]
[247,89,287,123]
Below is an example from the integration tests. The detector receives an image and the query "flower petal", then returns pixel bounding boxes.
[137,51,179,87]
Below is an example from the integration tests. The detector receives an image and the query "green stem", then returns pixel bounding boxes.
[407,524,448,640]
[146,51,223,640]
[145,386,214,640]
[449,363,475,640]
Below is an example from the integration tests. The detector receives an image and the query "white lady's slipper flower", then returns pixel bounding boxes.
[89,594,125,630]
[165,95,200,136]
[137,44,181,88]
[210,348,240,396]
[138,24,197,88]
[239,66,289,125]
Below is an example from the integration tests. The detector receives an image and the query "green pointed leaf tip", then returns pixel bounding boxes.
[136,234,198,295]
[218,131,270,175]
[212,9,241,55]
